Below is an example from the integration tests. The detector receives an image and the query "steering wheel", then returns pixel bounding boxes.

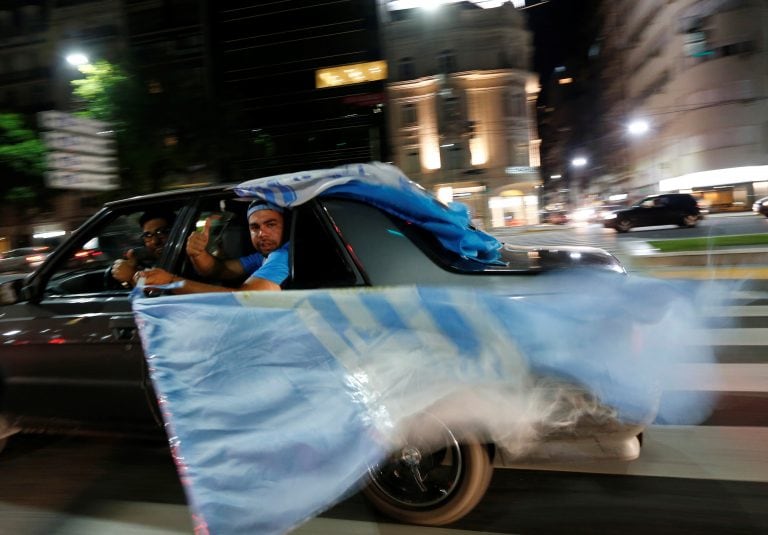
[104,264,129,290]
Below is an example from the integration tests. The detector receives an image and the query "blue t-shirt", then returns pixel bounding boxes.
[239,242,290,285]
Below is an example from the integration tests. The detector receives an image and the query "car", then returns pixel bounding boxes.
[539,206,569,225]
[0,247,51,273]
[0,167,657,527]
[603,193,703,232]
[753,195,768,217]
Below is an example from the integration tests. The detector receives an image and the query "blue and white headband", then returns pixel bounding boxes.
[247,199,284,218]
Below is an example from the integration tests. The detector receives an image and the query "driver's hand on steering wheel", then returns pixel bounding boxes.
[112,251,138,285]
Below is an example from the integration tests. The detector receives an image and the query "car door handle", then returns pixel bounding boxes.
[109,316,137,341]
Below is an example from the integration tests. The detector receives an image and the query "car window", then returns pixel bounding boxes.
[289,201,362,289]
[43,205,182,297]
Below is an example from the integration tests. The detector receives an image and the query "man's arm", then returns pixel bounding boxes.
[186,216,245,280]
[139,267,279,293]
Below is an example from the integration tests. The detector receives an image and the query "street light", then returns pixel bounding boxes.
[627,119,650,136]
[65,53,90,68]
[571,156,588,167]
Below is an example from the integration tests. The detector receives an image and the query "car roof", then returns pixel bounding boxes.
[104,183,239,209]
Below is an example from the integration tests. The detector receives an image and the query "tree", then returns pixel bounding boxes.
[0,113,47,207]
[71,60,222,194]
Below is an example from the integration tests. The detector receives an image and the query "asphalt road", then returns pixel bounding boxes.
[1,430,766,535]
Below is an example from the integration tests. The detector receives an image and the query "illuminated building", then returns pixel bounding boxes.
[382,1,542,228]
[596,0,768,208]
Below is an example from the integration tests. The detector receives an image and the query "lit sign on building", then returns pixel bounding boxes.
[387,0,526,9]
[315,61,387,89]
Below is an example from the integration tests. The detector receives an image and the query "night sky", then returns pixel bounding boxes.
[525,0,602,100]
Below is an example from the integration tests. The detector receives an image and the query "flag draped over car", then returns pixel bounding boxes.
[132,275,717,535]
[234,162,503,264]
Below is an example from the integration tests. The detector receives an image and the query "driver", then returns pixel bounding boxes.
[139,199,289,293]
[111,209,176,288]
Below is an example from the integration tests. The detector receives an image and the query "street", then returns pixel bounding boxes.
[0,214,766,534]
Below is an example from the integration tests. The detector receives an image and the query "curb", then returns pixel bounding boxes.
[628,248,768,268]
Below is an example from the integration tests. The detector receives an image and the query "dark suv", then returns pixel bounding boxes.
[603,193,702,232]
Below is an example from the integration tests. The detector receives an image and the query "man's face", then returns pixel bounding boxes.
[141,217,171,258]
[248,209,284,255]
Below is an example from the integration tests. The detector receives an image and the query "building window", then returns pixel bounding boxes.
[438,49,457,73]
[398,57,415,80]
[403,149,420,175]
[443,145,464,170]
[508,140,529,166]
[401,103,417,127]
[504,90,525,117]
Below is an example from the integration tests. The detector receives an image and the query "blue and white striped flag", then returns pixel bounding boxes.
[234,162,503,264]
[133,276,718,534]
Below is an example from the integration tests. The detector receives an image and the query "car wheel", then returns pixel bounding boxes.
[363,417,493,526]
[616,218,632,232]
[680,214,698,228]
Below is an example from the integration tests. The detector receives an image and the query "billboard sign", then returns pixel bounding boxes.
[38,110,119,190]
[45,170,119,191]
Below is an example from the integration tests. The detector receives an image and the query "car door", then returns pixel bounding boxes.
[632,197,664,227]
[0,201,187,432]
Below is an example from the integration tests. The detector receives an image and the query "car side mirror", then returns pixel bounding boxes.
[0,278,24,305]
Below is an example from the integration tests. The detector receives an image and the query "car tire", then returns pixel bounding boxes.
[680,214,698,228]
[363,418,493,526]
[616,218,632,233]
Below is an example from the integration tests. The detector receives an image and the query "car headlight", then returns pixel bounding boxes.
[603,212,618,220]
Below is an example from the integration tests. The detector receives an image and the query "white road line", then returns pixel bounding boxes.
[501,425,768,483]
[665,363,768,391]
[704,305,768,316]
[696,327,768,345]
[295,517,510,534]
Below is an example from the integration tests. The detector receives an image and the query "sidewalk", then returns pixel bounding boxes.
[623,246,768,279]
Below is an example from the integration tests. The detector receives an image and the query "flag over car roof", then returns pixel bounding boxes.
[234,162,503,264]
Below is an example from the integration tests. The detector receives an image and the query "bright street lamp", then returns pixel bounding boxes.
[65,53,90,67]
[627,119,650,136]
[571,156,588,167]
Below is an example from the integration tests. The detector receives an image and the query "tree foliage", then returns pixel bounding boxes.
[71,60,221,194]
[0,113,47,204]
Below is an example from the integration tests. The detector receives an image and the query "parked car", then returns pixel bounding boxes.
[0,177,652,526]
[539,207,569,225]
[0,247,50,273]
[753,196,768,217]
[603,193,702,232]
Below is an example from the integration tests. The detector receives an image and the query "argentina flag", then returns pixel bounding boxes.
[234,161,503,264]
[132,276,718,535]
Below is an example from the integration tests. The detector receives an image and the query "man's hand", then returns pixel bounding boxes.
[111,250,138,284]
[140,267,179,287]
[186,215,218,259]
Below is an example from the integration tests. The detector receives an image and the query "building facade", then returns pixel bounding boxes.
[596,0,768,210]
[382,1,541,228]
[208,0,388,179]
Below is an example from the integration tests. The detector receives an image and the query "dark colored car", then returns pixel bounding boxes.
[603,193,702,232]
[753,196,768,217]
[0,182,645,526]
[0,247,50,273]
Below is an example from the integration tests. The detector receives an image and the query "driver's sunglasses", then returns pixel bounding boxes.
[141,227,171,241]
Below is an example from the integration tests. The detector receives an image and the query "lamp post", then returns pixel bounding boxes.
[570,156,588,209]
[65,52,90,68]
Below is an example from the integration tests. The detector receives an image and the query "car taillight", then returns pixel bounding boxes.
[25,254,45,263]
